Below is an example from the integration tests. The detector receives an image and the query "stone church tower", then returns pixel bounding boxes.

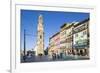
[36,14,44,56]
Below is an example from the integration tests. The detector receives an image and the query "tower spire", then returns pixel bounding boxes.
[38,14,43,31]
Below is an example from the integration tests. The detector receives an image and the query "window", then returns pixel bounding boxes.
[40,35,42,39]
[75,34,78,37]
[83,30,87,35]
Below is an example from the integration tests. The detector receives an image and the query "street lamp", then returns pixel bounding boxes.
[23,29,36,62]
[23,29,26,62]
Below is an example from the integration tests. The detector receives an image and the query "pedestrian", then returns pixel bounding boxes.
[52,53,54,60]
[60,52,63,59]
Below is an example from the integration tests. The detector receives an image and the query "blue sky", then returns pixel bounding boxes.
[20,9,89,51]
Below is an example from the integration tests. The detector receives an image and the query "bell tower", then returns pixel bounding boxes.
[36,14,44,56]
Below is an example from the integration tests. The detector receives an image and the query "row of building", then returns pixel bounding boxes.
[48,18,89,58]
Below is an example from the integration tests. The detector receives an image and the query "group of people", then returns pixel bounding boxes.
[51,52,63,60]
[49,49,88,60]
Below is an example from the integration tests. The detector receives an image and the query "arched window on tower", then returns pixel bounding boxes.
[40,35,42,39]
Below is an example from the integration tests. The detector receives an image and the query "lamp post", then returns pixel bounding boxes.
[23,29,26,62]
[23,29,36,62]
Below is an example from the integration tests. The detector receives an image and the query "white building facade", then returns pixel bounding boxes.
[73,18,89,56]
